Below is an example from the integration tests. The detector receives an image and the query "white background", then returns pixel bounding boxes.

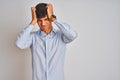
[0,0,120,80]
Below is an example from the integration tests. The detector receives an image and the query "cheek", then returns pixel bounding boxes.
[37,22,41,26]
[47,20,52,25]
[46,22,51,25]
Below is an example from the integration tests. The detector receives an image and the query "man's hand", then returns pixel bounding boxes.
[47,4,56,22]
[30,7,37,25]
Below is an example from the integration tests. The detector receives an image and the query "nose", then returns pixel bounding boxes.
[41,21,46,26]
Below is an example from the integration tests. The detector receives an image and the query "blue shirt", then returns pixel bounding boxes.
[15,20,77,80]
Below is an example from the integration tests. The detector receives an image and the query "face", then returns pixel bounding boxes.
[37,15,52,32]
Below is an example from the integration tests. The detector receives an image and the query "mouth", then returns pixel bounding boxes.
[42,25,46,27]
[41,26,47,30]
[42,26,47,28]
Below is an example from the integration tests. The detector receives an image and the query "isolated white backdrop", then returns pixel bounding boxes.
[0,0,120,80]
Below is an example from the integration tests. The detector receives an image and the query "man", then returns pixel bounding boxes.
[16,3,77,80]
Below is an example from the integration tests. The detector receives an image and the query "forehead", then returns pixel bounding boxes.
[37,16,48,20]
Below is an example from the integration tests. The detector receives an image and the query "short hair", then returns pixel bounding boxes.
[35,3,47,19]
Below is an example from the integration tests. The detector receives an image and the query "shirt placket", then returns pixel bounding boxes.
[45,36,49,80]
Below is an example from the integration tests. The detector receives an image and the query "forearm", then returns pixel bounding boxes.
[53,20,77,42]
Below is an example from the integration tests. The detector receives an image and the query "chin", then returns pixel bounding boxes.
[41,27,47,31]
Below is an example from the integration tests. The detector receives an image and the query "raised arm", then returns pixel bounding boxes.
[47,4,77,43]
[15,7,37,49]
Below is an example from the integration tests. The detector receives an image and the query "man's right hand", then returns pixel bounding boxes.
[30,7,37,25]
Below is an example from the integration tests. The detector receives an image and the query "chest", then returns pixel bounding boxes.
[31,33,66,52]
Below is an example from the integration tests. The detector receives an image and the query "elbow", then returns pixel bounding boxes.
[62,32,78,44]
[69,31,78,42]
[73,31,78,39]
[15,40,26,49]
[70,31,78,41]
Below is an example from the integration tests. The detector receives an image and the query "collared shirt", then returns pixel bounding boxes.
[15,20,77,80]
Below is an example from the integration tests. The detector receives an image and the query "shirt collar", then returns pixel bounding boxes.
[38,28,56,38]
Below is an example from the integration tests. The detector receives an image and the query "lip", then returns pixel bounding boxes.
[42,26,46,27]
[42,26,46,28]
[41,26,47,29]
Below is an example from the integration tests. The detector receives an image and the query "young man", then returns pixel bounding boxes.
[16,3,77,80]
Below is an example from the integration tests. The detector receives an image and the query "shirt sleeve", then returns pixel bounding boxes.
[15,25,34,49]
[53,20,77,44]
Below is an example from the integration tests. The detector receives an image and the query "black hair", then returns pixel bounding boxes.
[35,3,47,18]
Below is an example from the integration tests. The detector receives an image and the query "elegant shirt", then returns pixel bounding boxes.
[15,20,77,80]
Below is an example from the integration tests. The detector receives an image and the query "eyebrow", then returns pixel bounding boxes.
[38,17,48,20]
